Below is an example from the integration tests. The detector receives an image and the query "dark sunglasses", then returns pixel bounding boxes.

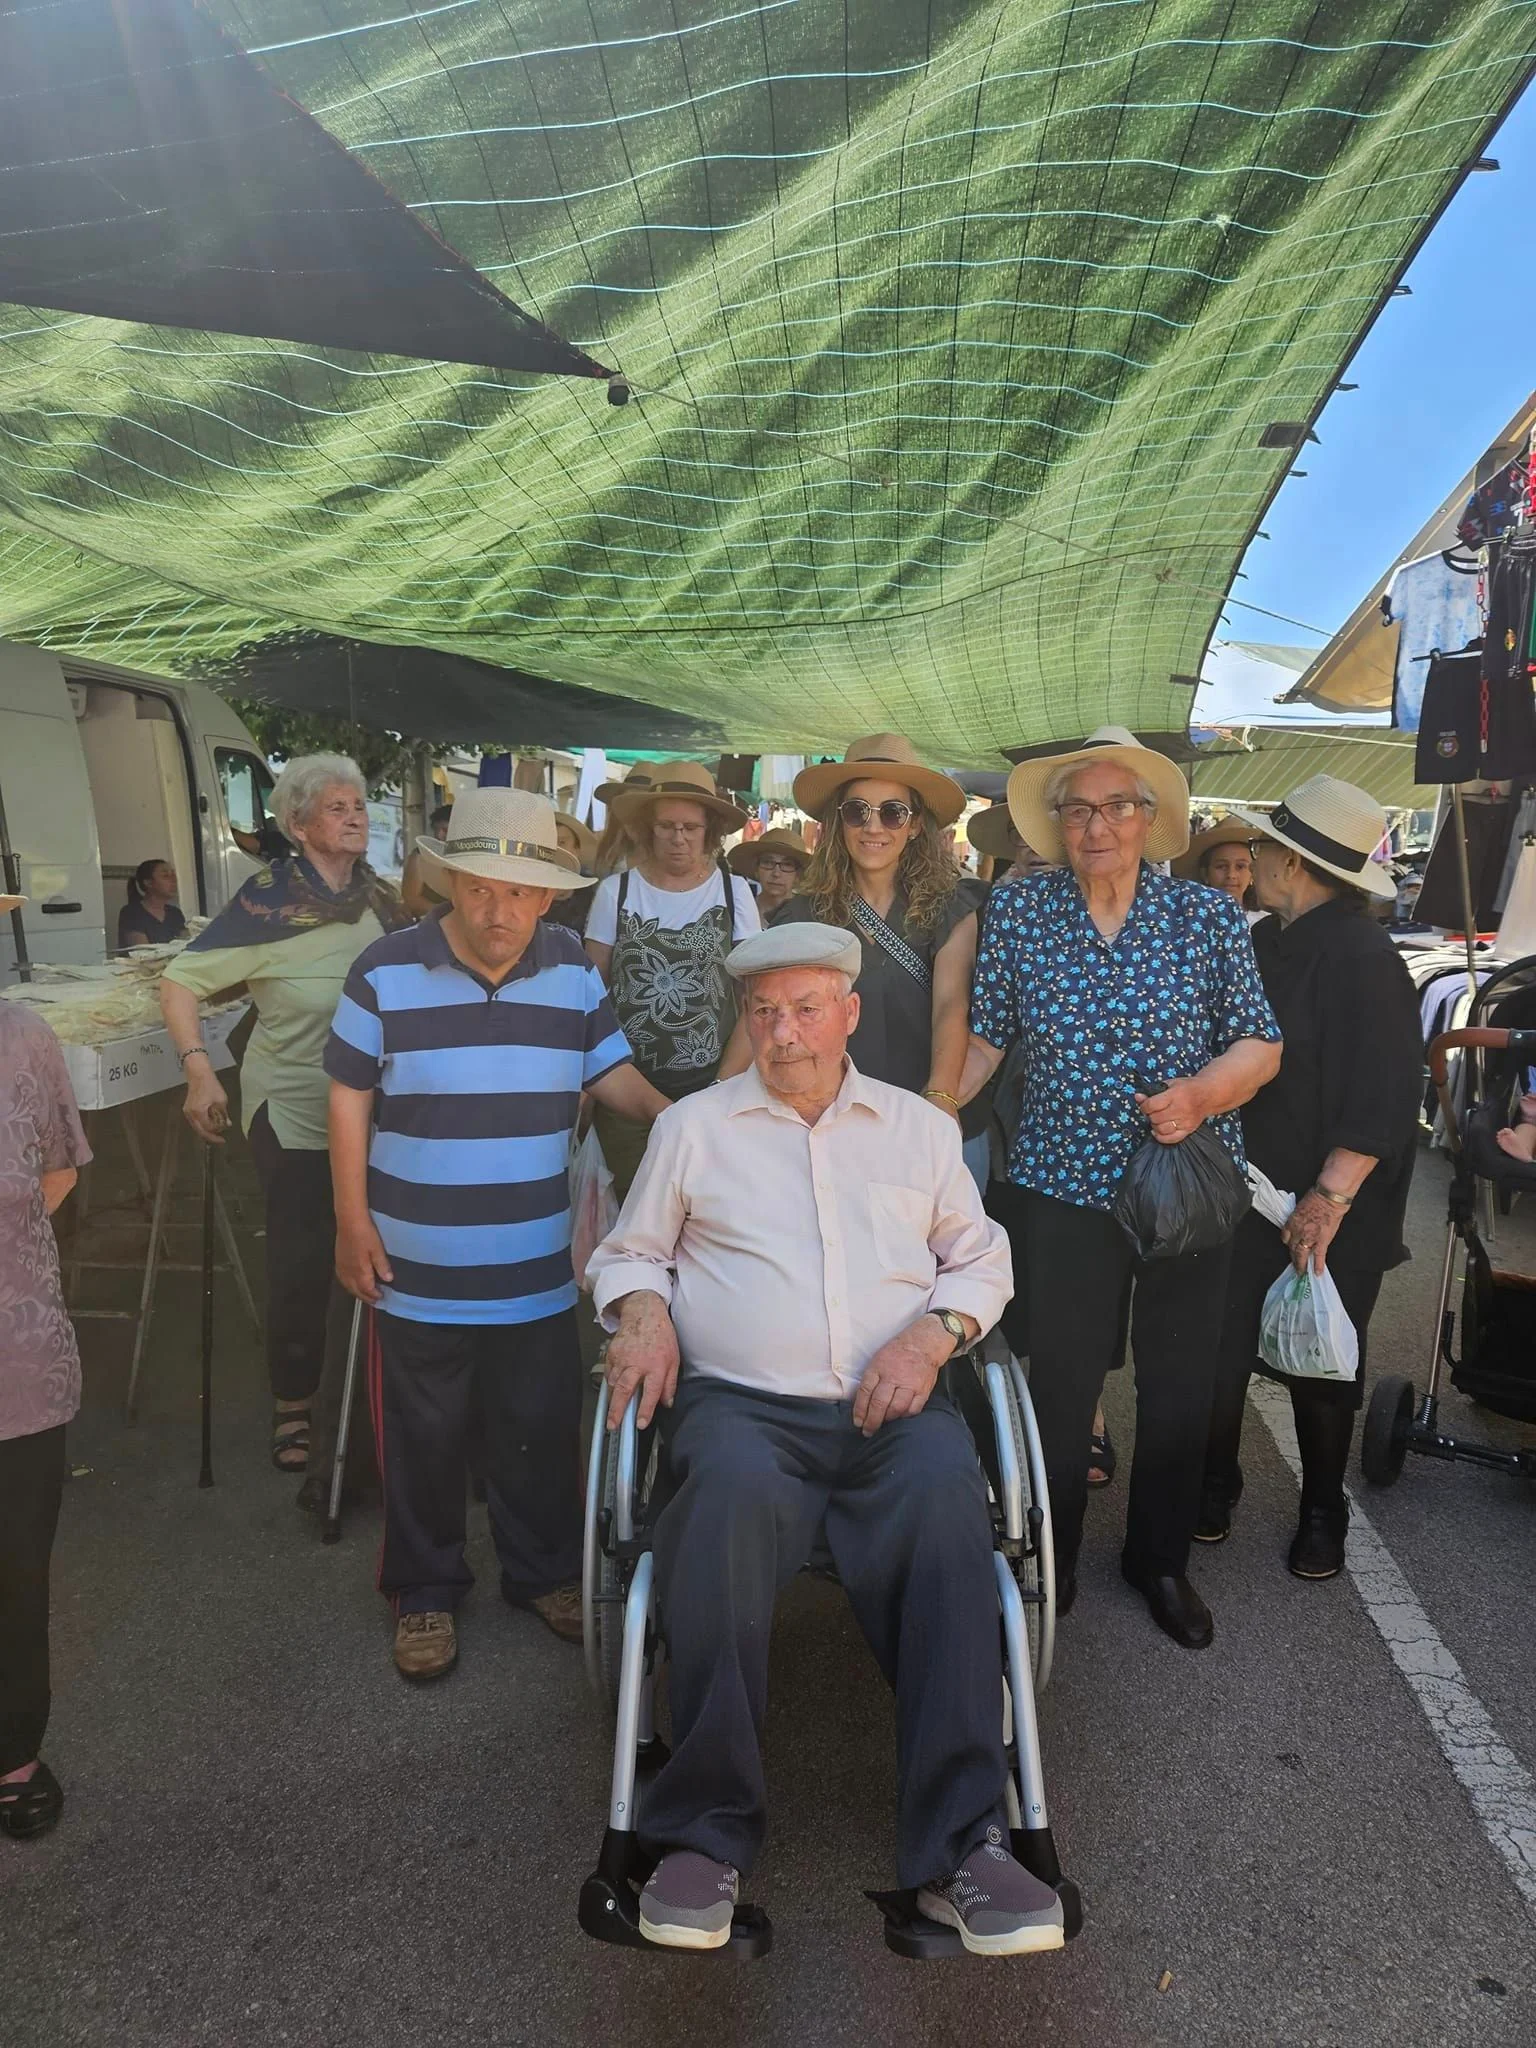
[839,797,916,830]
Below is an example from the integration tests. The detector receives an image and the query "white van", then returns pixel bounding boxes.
[0,638,276,983]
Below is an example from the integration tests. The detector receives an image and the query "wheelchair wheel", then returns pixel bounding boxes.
[997,1367,1044,1684]
[1361,1373,1415,1488]
[594,1426,627,1710]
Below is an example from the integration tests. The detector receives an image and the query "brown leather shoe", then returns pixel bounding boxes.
[394,1610,457,1681]
[527,1582,584,1645]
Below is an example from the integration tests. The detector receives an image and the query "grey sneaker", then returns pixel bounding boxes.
[638,1852,739,1950]
[916,1826,1066,1955]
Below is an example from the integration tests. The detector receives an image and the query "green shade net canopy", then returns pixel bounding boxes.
[0,0,1532,765]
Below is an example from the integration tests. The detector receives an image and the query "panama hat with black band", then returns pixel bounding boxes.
[608,759,749,833]
[728,826,812,879]
[1006,724,1192,863]
[416,788,596,895]
[1226,775,1396,901]
[792,734,967,828]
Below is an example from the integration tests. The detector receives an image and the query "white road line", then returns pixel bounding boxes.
[1250,1378,1536,1920]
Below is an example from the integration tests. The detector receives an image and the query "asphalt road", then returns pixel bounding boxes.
[5,1103,1535,2047]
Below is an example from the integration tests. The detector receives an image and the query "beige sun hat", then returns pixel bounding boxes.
[593,761,658,807]
[792,734,967,828]
[965,800,1026,861]
[1227,774,1396,900]
[416,788,595,894]
[608,759,749,833]
[553,811,599,867]
[0,893,25,915]
[1007,725,1191,863]
[728,826,812,879]
[1171,813,1273,881]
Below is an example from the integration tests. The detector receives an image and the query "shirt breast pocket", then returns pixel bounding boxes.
[868,1182,937,1286]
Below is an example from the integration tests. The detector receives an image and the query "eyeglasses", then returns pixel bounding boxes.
[839,798,915,830]
[757,855,800,873]
[1051,797,1152,830]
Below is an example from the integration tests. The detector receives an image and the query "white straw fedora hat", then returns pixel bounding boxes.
[608,759,749,833]
[417,788,595,894]
[792,734,967,828]
[1007,725,1191,863]
[1171,812,1273,881]
[1227,775,1396,900]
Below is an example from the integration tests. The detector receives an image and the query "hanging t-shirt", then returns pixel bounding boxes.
[1385,552,1483,732]
[586,867,760,947]
[1457,454,1530,548]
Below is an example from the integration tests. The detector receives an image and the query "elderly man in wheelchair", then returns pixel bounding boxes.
[582,922,1074,1958]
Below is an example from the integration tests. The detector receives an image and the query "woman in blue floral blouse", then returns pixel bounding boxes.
[961,728,1281,1652]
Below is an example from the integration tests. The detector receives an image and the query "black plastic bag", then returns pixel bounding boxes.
[1112,1115,1250,1261]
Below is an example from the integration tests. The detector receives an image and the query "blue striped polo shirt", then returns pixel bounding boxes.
[323,910,632,1326]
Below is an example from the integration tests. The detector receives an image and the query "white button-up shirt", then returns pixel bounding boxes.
[587,1059,1013,1400]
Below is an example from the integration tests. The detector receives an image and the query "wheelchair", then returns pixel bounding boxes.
[577,1327,1082,1958]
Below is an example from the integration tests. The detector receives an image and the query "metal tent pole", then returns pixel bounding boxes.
[1450,783,1479,994]
[0,765,32,980]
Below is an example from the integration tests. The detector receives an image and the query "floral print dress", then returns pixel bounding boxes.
[0,1002,92,1442]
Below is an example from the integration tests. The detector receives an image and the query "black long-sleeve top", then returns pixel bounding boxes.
[1243,895,1423,1272]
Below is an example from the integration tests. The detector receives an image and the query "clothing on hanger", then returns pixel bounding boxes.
[1413,645,1536,785]
[1385,552,1485,731]
[1415,792,1516,931]
[1457,450,1531,548]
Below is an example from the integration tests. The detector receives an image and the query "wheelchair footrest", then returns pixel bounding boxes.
[578,1829,773,1957]
[868,1824,1084,1956]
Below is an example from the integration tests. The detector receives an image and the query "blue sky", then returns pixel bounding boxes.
[1225,85,1536,654]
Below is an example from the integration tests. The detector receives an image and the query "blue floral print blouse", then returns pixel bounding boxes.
[971,865,1281,1212]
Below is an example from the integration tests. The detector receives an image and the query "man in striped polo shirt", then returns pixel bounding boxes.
[325,789,668,1683]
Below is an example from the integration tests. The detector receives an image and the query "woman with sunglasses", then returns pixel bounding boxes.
[724,735,988,1181]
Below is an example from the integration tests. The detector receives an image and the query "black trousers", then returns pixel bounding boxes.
[1023,1190,1233,1580]
[1205,1210,1384,1512]
[372,1309,584,1614]
[641,1376,1009,1889]
[0,1426,66,1776]
[247,1103,336,1405]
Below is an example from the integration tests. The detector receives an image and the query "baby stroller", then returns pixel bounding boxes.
[1361,955,1536,1487]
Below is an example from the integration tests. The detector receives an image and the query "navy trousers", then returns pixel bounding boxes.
[372,1309,583,1614]
[640,1376,1010,1889]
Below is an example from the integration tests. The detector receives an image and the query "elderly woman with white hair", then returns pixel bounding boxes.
[960,728,1282,1650]
[161,753,405,1480]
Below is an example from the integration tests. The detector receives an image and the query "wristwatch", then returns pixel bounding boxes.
[931,1308,970,1357]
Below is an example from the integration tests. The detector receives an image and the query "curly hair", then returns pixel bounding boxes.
[795,796,957,934]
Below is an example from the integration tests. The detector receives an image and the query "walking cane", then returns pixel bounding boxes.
[322,1298,365,1545]
[198,1143,216,1489]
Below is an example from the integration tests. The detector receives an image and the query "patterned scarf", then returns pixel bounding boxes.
[185,855,406,953]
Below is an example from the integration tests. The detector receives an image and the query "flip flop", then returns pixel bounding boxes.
[1087,1428,1116,1489]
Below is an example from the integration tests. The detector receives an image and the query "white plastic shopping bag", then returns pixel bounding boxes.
[569,1126,618,1290]
[1248,1165,1359,1381]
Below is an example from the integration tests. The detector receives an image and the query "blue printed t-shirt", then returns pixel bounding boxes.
[970,865,1281,1212]
[324,910,632,1325]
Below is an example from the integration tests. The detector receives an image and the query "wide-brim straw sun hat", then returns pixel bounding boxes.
[1226,774,1396,900]
[964,800,1025,861]
[553,812,599,867]
[593,761,657,808]
[417,788,595,894]
[1007,725,1191,863]
[608,759,749,833]
[728,826,812,879]
[1171,813,1273,881]
[792,733,967,828]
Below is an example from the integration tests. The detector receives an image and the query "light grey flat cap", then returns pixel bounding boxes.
[725,920,861,983]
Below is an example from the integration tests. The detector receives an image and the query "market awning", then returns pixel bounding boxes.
[1188,723,1434,810]
[0,4,1532,763]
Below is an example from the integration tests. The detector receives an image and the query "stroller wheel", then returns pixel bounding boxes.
[1361,1375,1415,1488]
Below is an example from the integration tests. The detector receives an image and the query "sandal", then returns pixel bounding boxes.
[271,1406,312,1473]
[0,1760,63,1840]
[1087,1427,1116,1489]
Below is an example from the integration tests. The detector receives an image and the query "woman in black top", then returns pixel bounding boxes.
[1198,777,1423,1581]
[741,734,987,1175]
[117,859,187,949]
